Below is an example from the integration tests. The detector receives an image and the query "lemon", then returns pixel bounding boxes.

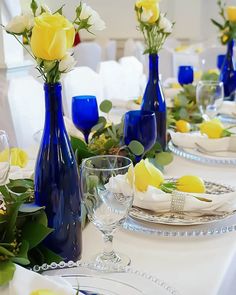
[132,159,164,192]
[177,175,206,193]
[133,160,150,192]
[175,120,191,133]
[30,290,57,295]
[0,148,28,168]
[199,120,224,139]
[144,159,164,189]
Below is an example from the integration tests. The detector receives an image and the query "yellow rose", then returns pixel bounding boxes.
[177,175,206,193]
[136,0,160,24]
[227,6,236,22]
[31,13,75,61]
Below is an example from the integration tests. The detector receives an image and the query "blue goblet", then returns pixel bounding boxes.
[72,95,99,144]
[178,65,194,86]
[124,110,157,162]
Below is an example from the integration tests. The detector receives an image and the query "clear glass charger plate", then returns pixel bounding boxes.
[218,113,236,125]
[33,261,180,295]
[123,181,236,237]
[168,141,236,166]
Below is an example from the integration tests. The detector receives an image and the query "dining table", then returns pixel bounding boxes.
[82,154,236,295]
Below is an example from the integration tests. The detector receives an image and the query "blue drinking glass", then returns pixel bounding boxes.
[178,65,194,86]
[124,110,157,162]
[72,95,99,144]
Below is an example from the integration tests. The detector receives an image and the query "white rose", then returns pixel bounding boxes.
[80,3,106,31]
[59,53,76,73]
[159,15,173,33]
[5,13,34,34]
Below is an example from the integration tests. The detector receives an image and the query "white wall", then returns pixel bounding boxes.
[20,0,234,42]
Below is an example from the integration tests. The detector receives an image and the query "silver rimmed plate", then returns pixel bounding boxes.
[129,180,235,226]
[168,141,236,166]
[33,261,180,295]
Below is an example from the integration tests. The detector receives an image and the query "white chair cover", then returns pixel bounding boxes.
[62,66,104,118]
[0,75,44,148]
[73,42,102,72]
[119,56,146,98]
[98,61,126,100]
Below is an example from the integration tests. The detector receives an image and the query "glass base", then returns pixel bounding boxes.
[87,251,131,272]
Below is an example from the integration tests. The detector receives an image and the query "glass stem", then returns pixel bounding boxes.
[103,234,115,257]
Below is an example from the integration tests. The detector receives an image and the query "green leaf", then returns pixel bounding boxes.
[4,201,22,242]
[12,240,30,265]
[221,129,232,137]
[70,136,87,152]
[104,139,117,150]
[0,260,16,286]
[30,0,38,17]
[91,122,105,132]
[100,100,112,113]
[21,222,53,250]
[38,245,62,264]
[53,4,65,15]
[0,246,14,257]
[211,19,224,30]
[155,152,173,166]
[128,140,144,156]
[33,211,48,227]
[19,203,44,213]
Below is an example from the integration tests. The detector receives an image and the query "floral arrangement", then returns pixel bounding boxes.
[134,0,174,54]
[211,0,236,44]
[3,0,105,83]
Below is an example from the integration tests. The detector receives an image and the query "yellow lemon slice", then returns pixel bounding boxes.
[175,120,191,133]
[176,175,206,193]
[199,120,224,139]
[144,159,164,188]
[133,159,150,192]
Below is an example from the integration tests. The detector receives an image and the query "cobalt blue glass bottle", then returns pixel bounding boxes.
[34,83,82,262]
[220,39,236,100]
[141,54,167,150]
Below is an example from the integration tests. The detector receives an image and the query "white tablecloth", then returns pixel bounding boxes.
[82,156,236,295]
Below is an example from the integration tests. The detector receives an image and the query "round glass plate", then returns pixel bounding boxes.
[129,180,235,226]
[218,114,236,125]
[33,261,180,295]
[168,141,236,166]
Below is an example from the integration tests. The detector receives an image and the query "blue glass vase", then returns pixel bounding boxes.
[34,83,82,262]
[220,39,236,100]
[141,54,167,150]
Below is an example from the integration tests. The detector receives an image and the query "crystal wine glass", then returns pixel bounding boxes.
[81,155,134,270]
[196,80,224,120]
[123,110,157,162]
[0,130,10,185]
[178,65,194,86]
[72,95,99,144]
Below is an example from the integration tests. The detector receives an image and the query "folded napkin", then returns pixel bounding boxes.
[169,130,236,152]
[0,264,76,295]
[107,175,236,217]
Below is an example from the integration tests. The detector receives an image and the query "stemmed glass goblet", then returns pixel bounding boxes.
[123,110,157,162]
[72,95,99,144]
[0,130,10,185]
[178,65,194,86]
[196,80,224,120]
[81,155,134,270]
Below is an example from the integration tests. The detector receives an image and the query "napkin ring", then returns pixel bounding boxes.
[170,191,185,213]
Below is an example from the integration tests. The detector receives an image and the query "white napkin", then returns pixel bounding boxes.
[169,130,236,152]
[133,186,236,216]
[0,264,76,295]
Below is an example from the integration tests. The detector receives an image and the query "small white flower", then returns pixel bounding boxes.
[80,3,106,31]
[59,53,76,73]
[5,13,34,34]
[159,14,173,33]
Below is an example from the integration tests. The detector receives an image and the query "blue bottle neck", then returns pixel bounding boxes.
[148,54,159,81]
[44,83,64,130]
